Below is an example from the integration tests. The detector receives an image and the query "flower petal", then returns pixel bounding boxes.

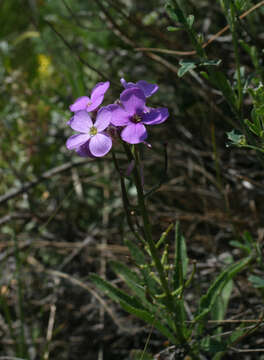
[137,80,159,97]
[70,96,90,112]
[142,108,169,125]
[91,81,110,100]
[120,78,136,89]
[69,110,93,132]
[94,107,111,131]
[120,88,146,116]
[76,141,96,158]
[67,116,74,126]
[66,134,91,150]
[120,78,129,88]
[120,78,158,97]
[121,123,147,144]
[86,96,104,112]
[89,133,112,157]
[107,104,130,126]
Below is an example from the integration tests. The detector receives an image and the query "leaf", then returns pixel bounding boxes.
[172,222,188,332]
[165,1,186,24]
[195,257,251,324]
[178,59,221,78]
[229,240,251,254]
[200,337,227,354]
[248,275,264,288]
[119,300,177,344]
[110,260,155,310]
[187,14,194,28]
[208,71,237,110]
[173,222,188,289]
[13,31,40,45]
[167,26,182,32]
[123,239,159,296]
[200,59,222,67]
[90,273,144,310]
[124,238,146,266]
[178,60,197,77]
[226,130,246,146]
[211,256,233,322]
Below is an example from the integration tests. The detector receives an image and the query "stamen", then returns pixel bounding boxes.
[89,126,98,136]
[132,114,142,123]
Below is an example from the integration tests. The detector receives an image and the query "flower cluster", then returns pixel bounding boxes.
[66,79,169,157]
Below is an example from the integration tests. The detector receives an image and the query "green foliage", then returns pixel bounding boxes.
[203,70,238,110]
[230,231,254,255]
[178,59,221,78]
[248,275,264,288]
[247,82,264,138]
[226,129,246,147]
[195,257,251,324]
[211,256,233,322]
[173,222,188,289]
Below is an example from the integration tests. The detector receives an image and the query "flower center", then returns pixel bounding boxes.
[89,126,98,136]
[86,101,92,108]
[131,114,142,123]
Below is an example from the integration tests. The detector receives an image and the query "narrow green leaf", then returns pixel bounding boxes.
[110,260,155,310]
[119,300,177,344]
[165,1,186,24]
[173,222,188,289]
[172,223,188,331]
[199,59,222,67]
[200,336,227,354]
[167,26,182,32]
[229,240,251,254]
[195,257,251,323]
[187,14,194,28]
[124,239,159,295]
[90,273,144,310]
[124,238,146,266]
[248,275,264,288]
[208,71,237,110]
[211,256,233,322]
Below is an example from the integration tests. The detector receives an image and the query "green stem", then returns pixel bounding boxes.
[230,4,243,116]
[132,147,173,308]
[172,0,205,58]
[122,144,199,357]
[131,146,200,357]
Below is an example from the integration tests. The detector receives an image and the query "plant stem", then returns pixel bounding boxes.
[132,147,173,309]
[132,147,200,358]
[229,4,243,116]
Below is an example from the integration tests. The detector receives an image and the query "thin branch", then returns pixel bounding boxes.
[44,20,112,83]
[0,158,92,205]
[136,0,264,56]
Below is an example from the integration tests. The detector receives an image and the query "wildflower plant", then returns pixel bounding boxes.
[64,2,264,359]
[66,75,256,359]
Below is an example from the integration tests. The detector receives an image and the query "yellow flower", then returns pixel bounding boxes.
[37,54,52,77]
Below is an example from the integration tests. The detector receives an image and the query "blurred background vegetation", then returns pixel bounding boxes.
[1,0,264,359]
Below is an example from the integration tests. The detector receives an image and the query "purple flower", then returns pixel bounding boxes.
[109,87,169,144]
[66,107,112,157]
[69,81,110,113]
[120,78,158,98]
